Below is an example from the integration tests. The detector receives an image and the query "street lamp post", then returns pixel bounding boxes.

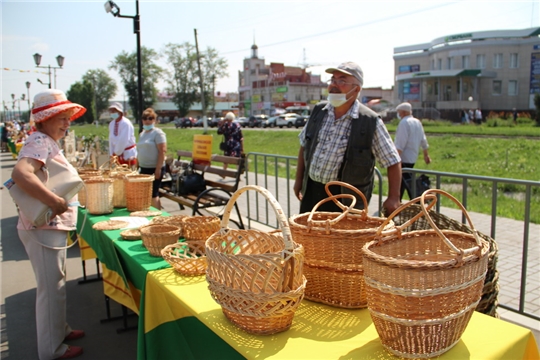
[25,82,31,111]
[33,53,65,89]
[104,0,143,133]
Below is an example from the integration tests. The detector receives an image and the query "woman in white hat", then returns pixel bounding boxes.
[11,89,85,359]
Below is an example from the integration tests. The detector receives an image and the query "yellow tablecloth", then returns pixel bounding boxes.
[144,268,539,360]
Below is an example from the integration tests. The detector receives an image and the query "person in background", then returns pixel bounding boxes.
[11,89,86,359]
[513,108,518,125]
[137,108,167,209]
[108,102,137,168]
[394,102,431,200]
[474,108,483,125]
[217,112,244,173]
[1,121,8,152]
[293,61,402,215]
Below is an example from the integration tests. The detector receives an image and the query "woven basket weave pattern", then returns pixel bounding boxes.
[84,179,114,215]
[161,242,207,276]
[362,190,489,358]
[205,185,306,335]
[124,174,153,211]
[182,216,220,242]
[140,224,181,257]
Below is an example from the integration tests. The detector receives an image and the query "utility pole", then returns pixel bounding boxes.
[212,75,216,119]
[194,29,207,133]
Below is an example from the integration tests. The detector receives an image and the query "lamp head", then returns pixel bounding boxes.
[26,81,31,89]
[56,55,65,67]
[104,1,120,16]
[33,53,42,66]
[37,79,44,85]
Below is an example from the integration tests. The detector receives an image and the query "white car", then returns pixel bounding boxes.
[276,113,298,128]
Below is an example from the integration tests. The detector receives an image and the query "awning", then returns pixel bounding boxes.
[396,69,496,81]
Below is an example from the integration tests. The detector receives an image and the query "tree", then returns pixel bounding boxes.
[66,80,96,124]
[162,43,228,117]
[82,69,117,118]
[109,46,163,122]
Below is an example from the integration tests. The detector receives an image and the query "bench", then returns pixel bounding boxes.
[159,150,246,228]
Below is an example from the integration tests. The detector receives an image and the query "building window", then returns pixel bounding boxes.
[295,94,301,101]
[434,81,439,95]
[476,54,485,69]
[462,55,470,69]
[447,57,454,70]
[493,53,503,69]
[437,59,442,70]
[510,53,519,68]
[508,80,518,96]
[492,80,502,95]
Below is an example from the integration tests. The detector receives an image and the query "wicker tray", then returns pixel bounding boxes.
[85,178,114,215]
[130,210,162,217]
[120,228,141,240]
[205,185,306,335]
[289,181,393,308]
[124,174,154,212]
[390,203,499,317]
[161,242,207,276]
[93,220,129,231]
[362,190,489,358]
[140,223,181,257]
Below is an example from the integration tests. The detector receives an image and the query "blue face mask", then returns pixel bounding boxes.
[110,113,119,120]
[143,124,154,131]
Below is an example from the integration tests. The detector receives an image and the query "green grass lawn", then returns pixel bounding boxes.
[70,121,540,223]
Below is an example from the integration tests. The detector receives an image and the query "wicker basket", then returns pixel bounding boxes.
[182,216,220,249]
[390,203,499,317]
[77,174,102,207]
[109,172,130,208]
[362,190,489,358]
[161,242,207,276]
[140,224,181,257]
[205,185,306,335]
[84,178,114,215]
[151,215,188,238]
[289,181,393,308]
[124,174,154,211]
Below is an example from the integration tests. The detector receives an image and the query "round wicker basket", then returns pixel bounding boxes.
[161,242,207,276]
[139,224,181,257]
[84,178,114,215]
[151,215,188,237]
[182,216,220,249]
[124,174,154,212]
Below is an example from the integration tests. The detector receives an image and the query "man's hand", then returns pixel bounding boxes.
[382,196,400,217]
[293,180,303,201]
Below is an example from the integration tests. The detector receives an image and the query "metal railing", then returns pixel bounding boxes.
[243,152,540,322]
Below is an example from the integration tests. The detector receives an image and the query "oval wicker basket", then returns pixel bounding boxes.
[151,215,188,238]
[140,224,181,257]
[205,185,306,335]
[182,216,220,249]
[289,181,394,308]
[362,190,489,359]
[161,242,207,276]
[124,174,154,212]
[84,178,114,215]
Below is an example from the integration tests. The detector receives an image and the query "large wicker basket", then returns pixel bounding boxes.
[362,190,489,358]
[205,185,306,335]
[140,224,181,257]
[84,178,114,215]
[182,216,220,249]
[124,174,154,211]
[109,165,134,208]
[289,181,393,308]
[390,202,499,317]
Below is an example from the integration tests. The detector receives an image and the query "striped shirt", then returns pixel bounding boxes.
[299,100,400,184]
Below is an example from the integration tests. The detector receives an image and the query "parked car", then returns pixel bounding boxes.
[194,118,204,127]
[235,117,248,127]
[174,117,194,128]
[294,116,308,128]
[276,113,298,128]
[248,114,268,128]
[262,116,278,128]
[210,117,224,127]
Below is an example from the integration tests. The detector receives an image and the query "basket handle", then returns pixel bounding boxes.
[420,189,484,259]
[324,181,368,220]
[220,185,294,251]
[375,193,439,236]
[306,194,357,228]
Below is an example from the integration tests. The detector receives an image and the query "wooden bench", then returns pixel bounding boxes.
[159,150,246,228]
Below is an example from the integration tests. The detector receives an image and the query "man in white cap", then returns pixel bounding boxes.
[108,102,137,167]
[294,61,402,215]
[394,102,431,200]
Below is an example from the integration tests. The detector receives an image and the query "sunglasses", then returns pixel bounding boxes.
[142,116,155,120]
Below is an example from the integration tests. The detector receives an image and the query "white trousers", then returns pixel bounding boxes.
[18,229,72,360]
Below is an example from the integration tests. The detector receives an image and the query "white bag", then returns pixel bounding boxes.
[5,157,84,227]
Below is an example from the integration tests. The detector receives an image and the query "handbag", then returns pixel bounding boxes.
[177,162,206,196]
[219,137,227,151]
[4,157,84,227]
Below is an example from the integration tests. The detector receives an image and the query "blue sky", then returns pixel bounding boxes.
[2,0,539,112]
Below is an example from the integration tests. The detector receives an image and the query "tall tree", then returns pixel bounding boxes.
[66,80,96,124]
[162,43,228,117]
[82,69,117,117]
[109,46,163,122]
